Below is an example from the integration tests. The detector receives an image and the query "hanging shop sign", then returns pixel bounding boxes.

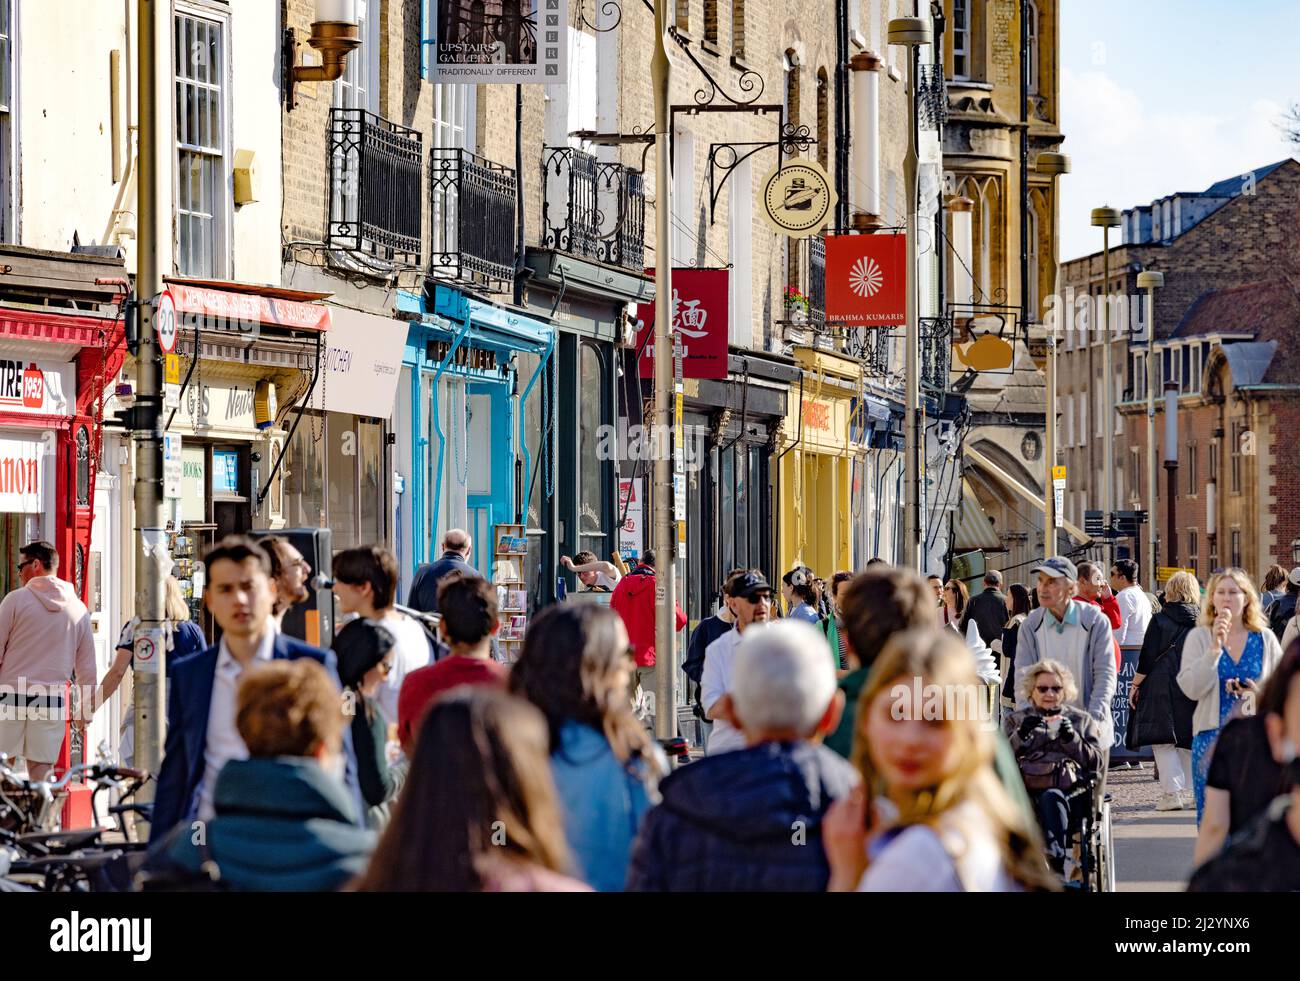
[0,437,43,513]
[636,268,729,380]
[0,360,74,418]
[163,434,183,500]
[305,307,408,418]
[759,160,837,239]
[429,0,569,84]
[825,234,907,326]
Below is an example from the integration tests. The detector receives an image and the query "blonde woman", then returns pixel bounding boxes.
[823,628,1057,892]
[1177,569,1283,822]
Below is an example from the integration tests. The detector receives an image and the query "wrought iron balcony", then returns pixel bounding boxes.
[540,147,646,273]
[921,316,954,392]
[808,236,826,330]
[428,147,518,286]
[327,108,423,264]
[846,327,891,378]
[917,65,949,131]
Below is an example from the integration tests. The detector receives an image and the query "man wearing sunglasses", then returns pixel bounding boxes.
[700,571,774,756]
[0,541,98,782]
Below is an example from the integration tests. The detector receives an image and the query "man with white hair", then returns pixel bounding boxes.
[627,619,859,892]
[406,529,478,614]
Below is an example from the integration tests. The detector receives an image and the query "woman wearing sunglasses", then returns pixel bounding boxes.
[1004,659,1104,881]
[333,618,401,830]
[508,603,666,891]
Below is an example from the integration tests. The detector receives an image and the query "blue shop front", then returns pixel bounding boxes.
[393,285,552,601]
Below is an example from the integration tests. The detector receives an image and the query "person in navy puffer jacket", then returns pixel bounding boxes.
[627,620,858,891]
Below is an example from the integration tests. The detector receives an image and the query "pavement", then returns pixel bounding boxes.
[1107,761,1198,891]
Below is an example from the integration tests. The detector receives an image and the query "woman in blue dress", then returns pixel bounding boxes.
[1177,569,1284,822]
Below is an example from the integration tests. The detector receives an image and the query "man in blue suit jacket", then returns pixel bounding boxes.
[150,536,364,842]
[406,528,480,614]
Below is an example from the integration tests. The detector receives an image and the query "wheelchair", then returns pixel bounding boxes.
[1060,773,1115,892]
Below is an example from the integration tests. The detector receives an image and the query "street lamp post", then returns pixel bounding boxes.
[1091,206,1122,553]
[888,16,932,572]
[650,0,676,741]
[1036,152,1070,552]
[1137,270,1164,585]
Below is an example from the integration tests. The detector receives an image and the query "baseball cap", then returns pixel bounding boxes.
[1031,556,1078,581]
[1288,567,1300,586]
[729,570,772,599]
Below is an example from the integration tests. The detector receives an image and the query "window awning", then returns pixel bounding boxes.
[164,279,332,332]
[398,288,552,355]
[964,445,1091,545]
[952,479,1006,552]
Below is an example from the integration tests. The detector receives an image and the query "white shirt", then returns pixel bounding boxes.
[858,801,1022,892]
[1116,585,1152,648]
[374,611,434,726]
[700,626,748,756]
[197,629,276,822]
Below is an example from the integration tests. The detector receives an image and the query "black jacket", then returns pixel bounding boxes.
[406,551,480,614]
[1269,590,1298,641]
[626,741,858,892]
[1129,602,1199,750]
[962,589,1008,647]
[1188,795,1300,892]
[682,613,733,684]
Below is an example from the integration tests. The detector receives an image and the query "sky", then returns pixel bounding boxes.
[1058,0,1300,261]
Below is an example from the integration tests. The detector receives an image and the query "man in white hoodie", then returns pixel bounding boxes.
[0,541,97,780]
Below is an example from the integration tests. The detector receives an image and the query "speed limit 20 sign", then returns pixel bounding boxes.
[155,290,178,354]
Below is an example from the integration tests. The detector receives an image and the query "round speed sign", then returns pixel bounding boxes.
[156,290,178,354]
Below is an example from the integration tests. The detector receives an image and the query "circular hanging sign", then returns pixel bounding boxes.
[759,159,838,239]
[156,290,179,354]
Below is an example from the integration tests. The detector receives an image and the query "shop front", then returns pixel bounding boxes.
[393,286,551,599]
[674,352,794,624]
[520,252,650,609]
[775,347,862,581]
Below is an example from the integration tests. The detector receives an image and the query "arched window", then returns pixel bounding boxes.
[980,189,992,301]
[951,0,970,79]
[75,426,91,507]
[816,69,829,171]
[1026,1,1039,94]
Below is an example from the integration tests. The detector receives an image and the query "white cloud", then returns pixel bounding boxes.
[1058,67,1298,261]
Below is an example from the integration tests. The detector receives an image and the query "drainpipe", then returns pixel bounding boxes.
[518,331,556,524]
[430,318,473,543]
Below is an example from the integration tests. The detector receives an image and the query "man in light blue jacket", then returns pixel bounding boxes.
[1014,556,1118,752]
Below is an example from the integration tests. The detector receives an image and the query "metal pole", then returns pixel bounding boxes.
[1165,382,1180,568]
[902,46,921,571]
[1146,298,1157,580]
[133,0,166,823]
[1101,226,1114,547]
[651,0,675,741]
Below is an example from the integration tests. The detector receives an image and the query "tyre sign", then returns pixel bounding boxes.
[156,290,178,354]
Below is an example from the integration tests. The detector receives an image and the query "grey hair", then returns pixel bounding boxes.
[730,620,837,738]
[1017,659,1079,705]
[985,570,1003,588]
[443,529,472,552]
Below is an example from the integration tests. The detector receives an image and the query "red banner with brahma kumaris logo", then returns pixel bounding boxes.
[825,234,906,326]
[636,268,730,379]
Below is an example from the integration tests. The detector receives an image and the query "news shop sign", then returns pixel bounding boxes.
[430,0,569,84]
[636,268,730,380]
[825,234,906,326]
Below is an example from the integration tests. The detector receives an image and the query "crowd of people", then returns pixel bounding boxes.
[2,527,1298,892]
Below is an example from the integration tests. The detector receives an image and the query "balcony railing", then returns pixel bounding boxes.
[921,316,954,392]
[917,65,949,131]
[327,108,423,264]
[808,236,826,330]
[540,147,646,273]
[429,147,518,286]
[846,327,891,378]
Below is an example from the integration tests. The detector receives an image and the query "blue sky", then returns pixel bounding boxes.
[1058,0,1300,260]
